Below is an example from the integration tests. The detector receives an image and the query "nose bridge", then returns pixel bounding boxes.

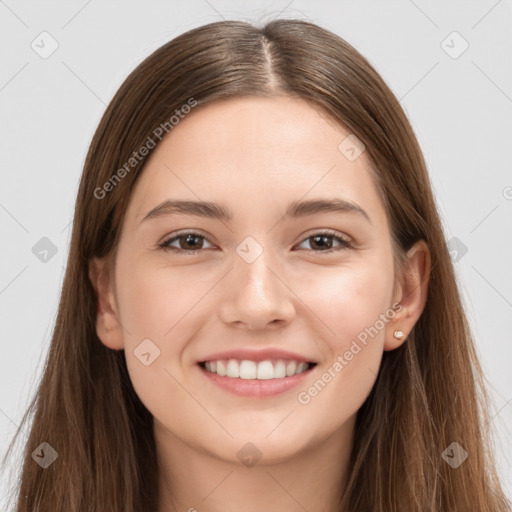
[222,235,295,329]
[235,236,281,300]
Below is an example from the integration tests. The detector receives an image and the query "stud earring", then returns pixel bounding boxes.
[393,330,404,340]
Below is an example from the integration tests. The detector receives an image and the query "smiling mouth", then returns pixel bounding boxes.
[198,359,317,380]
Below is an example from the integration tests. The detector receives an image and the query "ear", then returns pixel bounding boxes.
[384,239,431,351]
[88,256,124,350]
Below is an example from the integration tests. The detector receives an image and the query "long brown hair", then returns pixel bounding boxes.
[3,19,510,511]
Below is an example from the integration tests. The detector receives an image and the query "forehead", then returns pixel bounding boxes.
[148,95,358,168]
[125,96,386,227]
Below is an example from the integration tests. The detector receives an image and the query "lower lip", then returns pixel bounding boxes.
[198,364,316,398]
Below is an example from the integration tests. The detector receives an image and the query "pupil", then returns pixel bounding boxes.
[184,234,201,249]
[313,235,332,250]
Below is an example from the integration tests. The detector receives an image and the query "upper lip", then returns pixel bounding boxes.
[199,348,317,364]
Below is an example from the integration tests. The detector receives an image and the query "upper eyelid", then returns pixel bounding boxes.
[160,229,214,245]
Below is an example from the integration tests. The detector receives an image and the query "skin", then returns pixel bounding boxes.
[89,96,430,512]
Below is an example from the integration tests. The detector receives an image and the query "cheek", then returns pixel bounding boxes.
[115,254,209,342]
[294,254,394,349]
[114,264,204,434]
[289,256,394,421]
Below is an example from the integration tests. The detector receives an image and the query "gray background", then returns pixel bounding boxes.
[1,0,511,505]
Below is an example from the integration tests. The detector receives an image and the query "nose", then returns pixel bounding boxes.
[218,248,295,331]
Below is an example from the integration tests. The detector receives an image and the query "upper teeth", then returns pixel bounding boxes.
[204,359,310,380]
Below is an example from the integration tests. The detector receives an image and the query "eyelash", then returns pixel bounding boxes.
[158,229,353,255]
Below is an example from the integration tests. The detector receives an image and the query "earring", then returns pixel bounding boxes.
[393,330,404,340]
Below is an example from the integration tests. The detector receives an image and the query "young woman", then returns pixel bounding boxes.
[4,18,511,512]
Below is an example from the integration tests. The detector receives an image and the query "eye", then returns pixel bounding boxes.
[159,229,352,255]
[159,232,215,254]
[295,230,352,254]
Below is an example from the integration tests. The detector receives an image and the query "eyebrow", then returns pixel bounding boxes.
[139,197,371,225]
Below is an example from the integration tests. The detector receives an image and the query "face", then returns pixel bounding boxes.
[91,96,418,466]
